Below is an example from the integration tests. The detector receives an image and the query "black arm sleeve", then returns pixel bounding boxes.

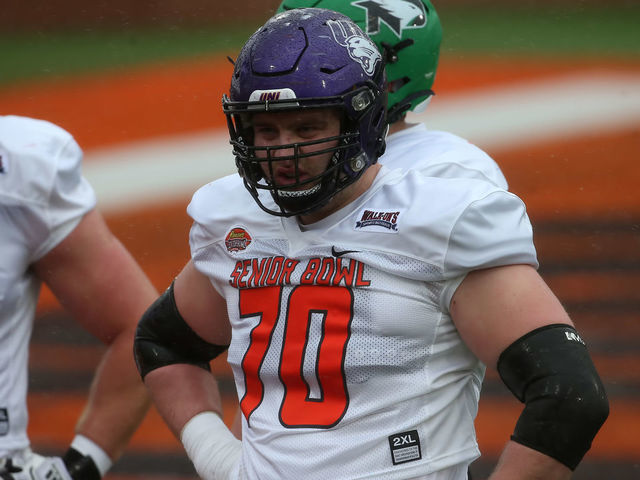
[134,282,229,379]
[497,323,609,470]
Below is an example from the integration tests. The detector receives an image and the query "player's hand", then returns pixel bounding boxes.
[0,453,72,480]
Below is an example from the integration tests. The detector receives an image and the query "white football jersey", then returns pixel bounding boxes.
[383,124,508,189]
[188,166,537,479]
[0,116,95,456]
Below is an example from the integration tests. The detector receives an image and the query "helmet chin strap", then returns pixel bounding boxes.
[274,148,339,199]
[272,149,343,215]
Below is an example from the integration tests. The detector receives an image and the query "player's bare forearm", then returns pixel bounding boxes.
[75,326,151,460]
[488,441,572,480]
[143,363,225,439]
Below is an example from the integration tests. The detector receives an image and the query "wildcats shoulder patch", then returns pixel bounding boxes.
[388,430,422,465]
[225,227,252,253]
[355,208,400,233]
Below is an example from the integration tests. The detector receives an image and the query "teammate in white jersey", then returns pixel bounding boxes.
[277,0,508,190]
[134,9,608,480]
[0,116,157,480]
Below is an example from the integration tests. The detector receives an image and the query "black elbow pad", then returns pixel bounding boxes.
[134,282,229,379]
[497,324,609,470]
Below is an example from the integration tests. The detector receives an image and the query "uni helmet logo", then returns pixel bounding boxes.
[249,88,297,102]
[352,0,427,38]
[225,227,253,252]
[327,19,381,76]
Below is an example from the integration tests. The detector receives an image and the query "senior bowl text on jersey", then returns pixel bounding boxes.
[229,255,370,289]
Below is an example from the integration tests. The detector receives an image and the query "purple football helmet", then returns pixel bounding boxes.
[223,7,387,217]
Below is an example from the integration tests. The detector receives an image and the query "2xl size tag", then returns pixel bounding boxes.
[388,429,422,465]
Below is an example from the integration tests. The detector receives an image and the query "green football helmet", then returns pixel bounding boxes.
[277,0,442,123]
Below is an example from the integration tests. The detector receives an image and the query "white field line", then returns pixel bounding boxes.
[84,130,235,212]
[410,71,640,150]
[83,71,640,214]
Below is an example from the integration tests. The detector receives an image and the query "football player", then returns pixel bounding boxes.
[134,8,608,480]
[227,0,510,443]
[0,116,157,479]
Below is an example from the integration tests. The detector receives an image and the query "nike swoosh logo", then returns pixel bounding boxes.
[331,246,360,257]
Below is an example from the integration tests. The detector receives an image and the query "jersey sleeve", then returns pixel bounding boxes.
[440,190,538,311]
[187,176,256,298]
[187,181,223,257]
[25,124,96,261]
[418,148,509,189]
[187,174,265,258]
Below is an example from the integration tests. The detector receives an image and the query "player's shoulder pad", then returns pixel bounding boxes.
[0,115,80,206]
[386,127,496,170]
[187,173,278,253]
[187,173,257,224]
[370,171,536,276]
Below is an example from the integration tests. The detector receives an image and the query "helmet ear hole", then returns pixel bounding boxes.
[380,39,415,64]
[389,77,410,94]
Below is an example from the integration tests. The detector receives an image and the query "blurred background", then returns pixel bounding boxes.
[1,0,639,478]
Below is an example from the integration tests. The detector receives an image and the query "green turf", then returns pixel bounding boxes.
[440,4,640,57]
[0,25,256,86]
[1,5,638,87]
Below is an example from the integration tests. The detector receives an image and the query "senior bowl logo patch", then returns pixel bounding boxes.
[225,227,252,252]
[355,208,400,233]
